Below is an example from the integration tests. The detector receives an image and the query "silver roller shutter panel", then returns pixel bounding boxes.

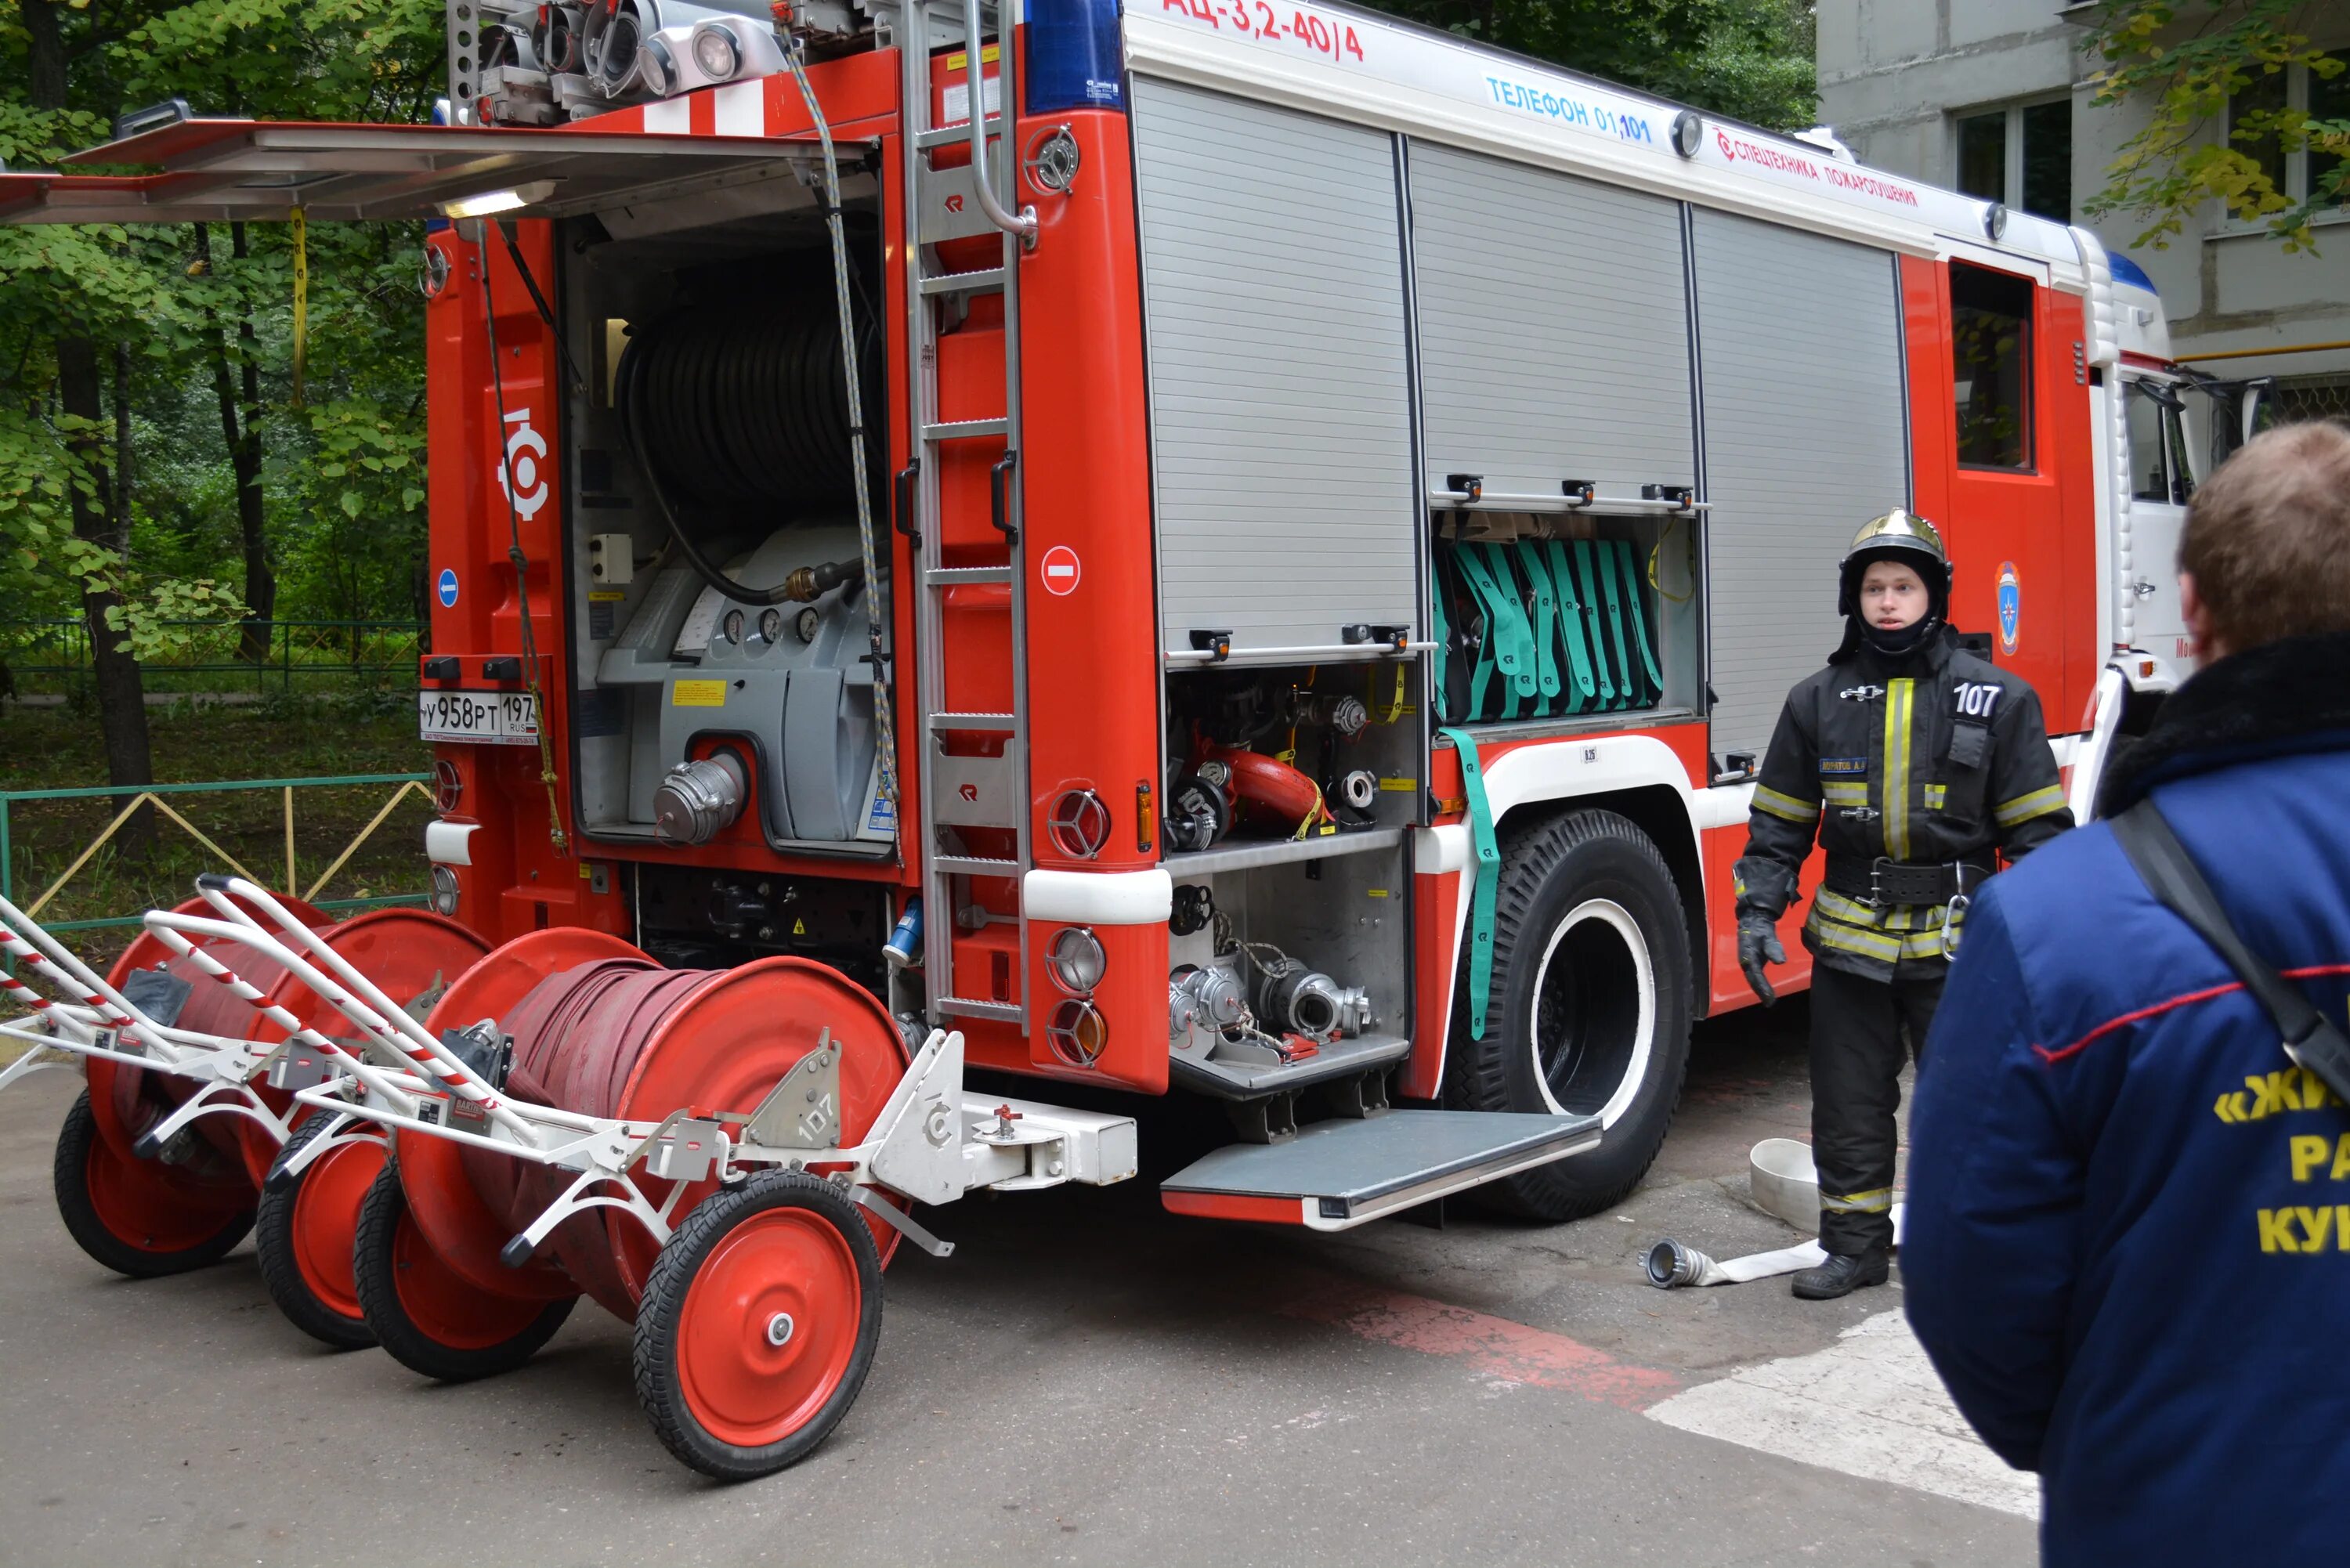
[1692,208,1908,758]
[1409,141,1694,495]
[1129,78,1418,660]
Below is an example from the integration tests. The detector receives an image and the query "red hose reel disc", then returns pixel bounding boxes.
[405,934,910,1321]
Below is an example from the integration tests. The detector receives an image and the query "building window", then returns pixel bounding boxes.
[1950,264,2035,471]
[2228,54,2349,211]
[1953,98,2073,222]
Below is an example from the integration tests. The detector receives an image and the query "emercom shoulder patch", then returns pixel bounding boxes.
[1818,757,1869,775]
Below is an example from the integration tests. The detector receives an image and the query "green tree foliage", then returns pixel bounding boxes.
[0,0,442,652]
[1,0,1815,675]
[2082,0,2350,251]
[1353,0,1819,131]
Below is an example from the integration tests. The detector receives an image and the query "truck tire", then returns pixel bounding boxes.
[1444,807,1692,1221]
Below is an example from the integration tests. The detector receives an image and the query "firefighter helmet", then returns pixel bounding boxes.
[1837,508,1952,618]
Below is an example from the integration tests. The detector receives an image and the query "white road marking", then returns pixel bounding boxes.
[1643,1308,2041,1519]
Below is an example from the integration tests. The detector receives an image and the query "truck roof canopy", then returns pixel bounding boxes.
[0,119,832,225]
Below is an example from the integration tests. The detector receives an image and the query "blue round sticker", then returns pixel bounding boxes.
[1996,562,2022,655]
[437,568,459,609]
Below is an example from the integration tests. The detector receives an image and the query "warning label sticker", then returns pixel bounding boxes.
[671,679,728,708]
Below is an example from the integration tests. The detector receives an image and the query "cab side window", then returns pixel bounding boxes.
[2125,381,2197,504]
[1951,264,2036,471]
[2125,383,2172,502]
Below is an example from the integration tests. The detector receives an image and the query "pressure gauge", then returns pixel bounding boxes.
[794,606,821,644]
[721,609,745,645]
[758,607,784,644]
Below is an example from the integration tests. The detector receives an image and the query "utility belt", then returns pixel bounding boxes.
[1822,854,1993,909]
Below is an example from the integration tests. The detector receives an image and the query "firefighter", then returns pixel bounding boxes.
[1733,510,2072,1299]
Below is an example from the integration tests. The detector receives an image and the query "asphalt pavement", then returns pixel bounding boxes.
[0,1000,2035,1567]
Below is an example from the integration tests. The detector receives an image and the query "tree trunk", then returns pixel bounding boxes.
[21,0,67,107]
[59,338,157,854]
[27,0,154,852]
[193,224,277,664]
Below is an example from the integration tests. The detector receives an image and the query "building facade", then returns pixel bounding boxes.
[1816,1,2348,445]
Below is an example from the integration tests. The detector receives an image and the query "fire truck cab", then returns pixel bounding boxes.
[0,0,2182,1477]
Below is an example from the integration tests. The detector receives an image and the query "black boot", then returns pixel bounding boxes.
[1791,1250,1889,1300]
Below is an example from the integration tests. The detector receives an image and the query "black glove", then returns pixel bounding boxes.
[1737,911,1788,1006]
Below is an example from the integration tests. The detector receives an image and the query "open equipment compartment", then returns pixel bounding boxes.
[1156,659,1421,1111]
[559,171,894,858]
[1430,504,1701,728]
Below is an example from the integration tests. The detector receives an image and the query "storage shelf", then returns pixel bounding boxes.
[1169,1031,1413,1100]
[1163,826,1405,876]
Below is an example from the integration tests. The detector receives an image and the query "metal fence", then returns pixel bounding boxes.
[0,620,426,697]
[0,772,433,952]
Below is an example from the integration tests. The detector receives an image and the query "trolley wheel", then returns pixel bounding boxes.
[52,1089,254,1277]
[352,1158,575,1382]
[254,1115,385,1349]
[632,1172,883,1482]
[1443,807,1694,1222]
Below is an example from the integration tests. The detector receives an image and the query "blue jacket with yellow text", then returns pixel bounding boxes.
[1905,633,2350,1565]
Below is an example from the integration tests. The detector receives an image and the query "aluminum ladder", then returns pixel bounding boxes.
[896,0,1038,1031]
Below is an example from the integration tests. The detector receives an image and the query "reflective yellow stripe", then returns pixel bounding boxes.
[1821,1187,1894,1213]
[1902,927,1956,959]
[1812,887,1879,925]
[1924,782,1947,809]
[1806,908,1903,959]
[1994,784,2066,827]
[1752,784,1819,823]
[1822,781,1867,806]
[1883,678,1914,859]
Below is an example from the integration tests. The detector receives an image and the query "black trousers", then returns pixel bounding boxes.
[1809,963,1946,1257]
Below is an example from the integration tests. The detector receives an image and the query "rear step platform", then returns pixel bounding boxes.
[1161,1110,1602,1231]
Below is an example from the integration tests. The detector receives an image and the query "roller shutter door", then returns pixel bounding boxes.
[1129,78,1418,661]
[1693,209,1909,757]
[1409,141,1694,497]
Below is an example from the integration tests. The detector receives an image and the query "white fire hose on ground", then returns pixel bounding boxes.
[1646,1138,1906,1288]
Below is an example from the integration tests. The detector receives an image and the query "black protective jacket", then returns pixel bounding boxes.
[1734,626,2072,981]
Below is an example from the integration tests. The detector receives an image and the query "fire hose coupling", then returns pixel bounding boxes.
[1253,954,1373,1042]
[653,753,747,846]
[783,557,866,603]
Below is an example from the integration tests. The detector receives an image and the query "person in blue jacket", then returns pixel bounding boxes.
[1904,420,2350,1563]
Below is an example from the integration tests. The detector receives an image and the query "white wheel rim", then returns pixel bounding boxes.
[1527,898,1656,1129]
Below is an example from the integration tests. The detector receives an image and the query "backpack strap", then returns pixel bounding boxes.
[2111,798,2350,1107]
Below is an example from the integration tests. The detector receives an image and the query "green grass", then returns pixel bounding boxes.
[0,693,435,966]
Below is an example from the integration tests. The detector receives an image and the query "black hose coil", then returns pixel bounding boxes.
[615,300,880,515]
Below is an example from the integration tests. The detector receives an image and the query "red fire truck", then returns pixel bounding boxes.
[0,0,2175,1479]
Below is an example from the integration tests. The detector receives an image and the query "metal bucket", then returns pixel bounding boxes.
[1749,1137,1821,1234]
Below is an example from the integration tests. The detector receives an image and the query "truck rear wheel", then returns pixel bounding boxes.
[1444,807,1692,1221]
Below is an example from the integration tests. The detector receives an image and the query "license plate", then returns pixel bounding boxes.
[417,688,540,746]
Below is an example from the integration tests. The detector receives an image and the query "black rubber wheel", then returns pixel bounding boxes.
[254,1115,383,1350]
[352,1157,575,1382]
[633,1172,884,1482]
[52,1089,253,1277]
[1444,807,1694,1220]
